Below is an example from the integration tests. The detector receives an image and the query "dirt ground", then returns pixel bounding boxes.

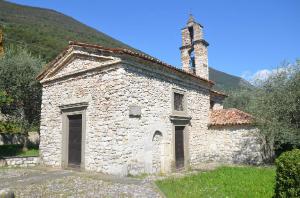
[0,167,163,198]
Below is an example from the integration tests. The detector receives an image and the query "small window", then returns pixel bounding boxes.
[188,26,194,43]
[210,100,215,109]
[174,92,184,111]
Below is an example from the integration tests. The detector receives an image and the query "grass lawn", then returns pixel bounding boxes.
[156,166,275,198]
[16,148,39,157]
[0,144,39,157]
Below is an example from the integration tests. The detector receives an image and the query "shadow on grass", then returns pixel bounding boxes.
[0,144,39,157]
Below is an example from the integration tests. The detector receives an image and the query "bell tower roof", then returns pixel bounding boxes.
[186,14,203,28]
[187,14,195,26]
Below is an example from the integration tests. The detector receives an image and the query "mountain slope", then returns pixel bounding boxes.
[0,0,143,61]
[0,0,251,92]
[209,67,253,92]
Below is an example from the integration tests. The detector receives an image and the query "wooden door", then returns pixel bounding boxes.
[68,114,82,168]
[175,126,185,169]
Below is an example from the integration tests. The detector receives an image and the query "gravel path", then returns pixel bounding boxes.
[0,168,163,198]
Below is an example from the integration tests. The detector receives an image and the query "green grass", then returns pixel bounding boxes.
[156,166,276,198]
[0,144,39,157]
[17,148,39,157]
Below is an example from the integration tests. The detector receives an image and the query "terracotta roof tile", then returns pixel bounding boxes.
[209,108,254,126]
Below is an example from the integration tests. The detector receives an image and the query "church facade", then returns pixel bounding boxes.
[37,16,262,175]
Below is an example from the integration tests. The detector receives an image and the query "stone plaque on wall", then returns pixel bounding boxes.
[129,105,141,117]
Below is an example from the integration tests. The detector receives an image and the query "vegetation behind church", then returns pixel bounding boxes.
[224,61,300,158]
[0,46,43,150]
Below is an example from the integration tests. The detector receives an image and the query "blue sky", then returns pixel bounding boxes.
[8,0,300,80]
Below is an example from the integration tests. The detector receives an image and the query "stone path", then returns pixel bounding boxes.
[0,168,163,198]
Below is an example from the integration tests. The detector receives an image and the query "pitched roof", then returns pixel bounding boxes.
[209,108,254,126]
[37,41,214,86]
[187,14,195,25]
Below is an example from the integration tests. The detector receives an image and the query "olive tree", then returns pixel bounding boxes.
[0,46,44,149]
[224,60,300,162]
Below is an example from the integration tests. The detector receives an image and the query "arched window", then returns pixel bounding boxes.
[188,26,194,43]
[189,50,196,73]
[152,131,162,141]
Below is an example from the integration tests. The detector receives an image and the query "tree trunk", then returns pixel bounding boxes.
[22,131,29,151]
[22,139,28,151]
[261,136,275,163]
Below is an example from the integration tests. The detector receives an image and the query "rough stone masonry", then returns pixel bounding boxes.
[37,15,263,176]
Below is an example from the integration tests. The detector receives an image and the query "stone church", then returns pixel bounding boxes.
[37,16,262,175]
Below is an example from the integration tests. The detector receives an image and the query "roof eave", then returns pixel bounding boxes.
[208,122,254,127]
[37,41,215,87]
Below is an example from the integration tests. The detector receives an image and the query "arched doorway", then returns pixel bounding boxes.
[152,131,163,173]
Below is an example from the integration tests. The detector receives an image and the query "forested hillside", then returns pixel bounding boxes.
[0,0,251,92]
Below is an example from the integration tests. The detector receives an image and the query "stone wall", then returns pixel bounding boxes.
[40,62,125,168]
[39,49,211,175]
[39,47,262,176]
[180,46,191,73]
[194,42,208,79]
[0,156,40,167]
[212,102,223,110]
[119,62,210,175]
[201,125,263,164]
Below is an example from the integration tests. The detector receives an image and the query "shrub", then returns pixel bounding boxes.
[0,144,39,157]
[274,149,300,198]
[0,120,22,133]
[0,144,22,157]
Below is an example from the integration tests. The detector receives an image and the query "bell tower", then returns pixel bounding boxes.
[180,15,209,79]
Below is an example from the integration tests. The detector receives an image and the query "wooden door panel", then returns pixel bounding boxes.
[175,126,185,169]
[68,114,82,167]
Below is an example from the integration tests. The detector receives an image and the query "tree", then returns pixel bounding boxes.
[224,60,300,161]
[253,62,300,159]
[0,90,13,107]
[224,88,253,110]
[0,46,44,149]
